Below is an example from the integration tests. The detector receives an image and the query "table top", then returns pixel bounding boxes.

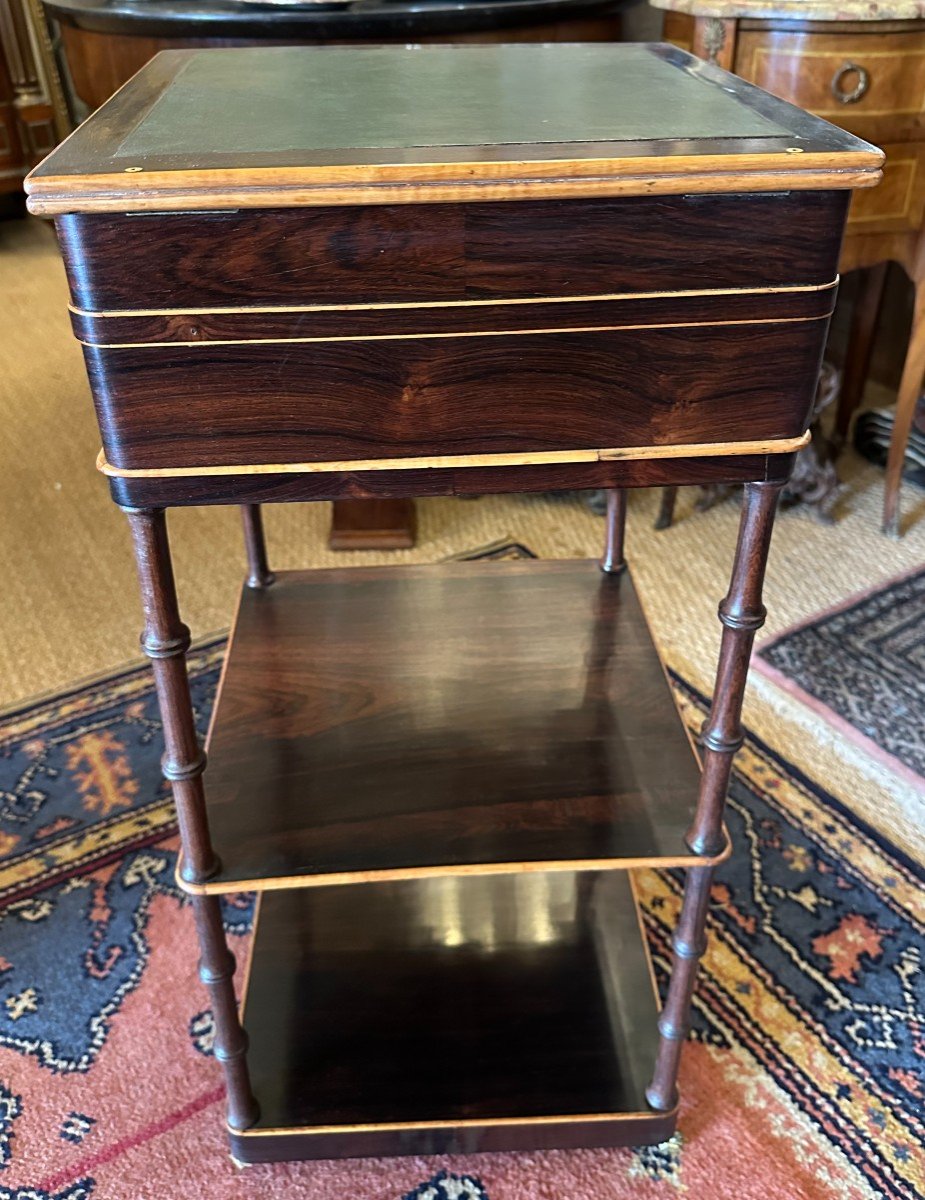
[26,43,881,214]
[42,0,624,39]
[649,0,925,20]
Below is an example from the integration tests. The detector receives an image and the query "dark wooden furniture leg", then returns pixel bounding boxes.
[241,504,274,589]
[654,485,679,531]
[329,498,417,550]
[600,488,627,573]
[124,506,260,1132]
[645,865,713,1112]
[646,479,782,1112]
[688,479,781,856]
[192,893,259,1132]
[834,262,888,453]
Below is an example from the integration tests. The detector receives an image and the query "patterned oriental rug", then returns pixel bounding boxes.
[0,619,923,1196]
[756,566,925,791]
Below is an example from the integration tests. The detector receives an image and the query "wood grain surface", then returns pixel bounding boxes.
[231,871,674,1160]
[70,285,837,345]
[85,323,824,472]
[56,193,848,312]
[180,559,717,894]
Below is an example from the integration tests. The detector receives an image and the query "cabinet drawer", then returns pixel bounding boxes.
[736,28,925,144]
[86,320,827,474]
[847,141,925,231]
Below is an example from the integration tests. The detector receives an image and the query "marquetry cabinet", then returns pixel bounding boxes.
[26,44,881,1163]
[661,6,925,534]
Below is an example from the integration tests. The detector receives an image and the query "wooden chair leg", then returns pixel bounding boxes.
[647,479,783,1114]
[834,262,888,452]
[241,504,274,589]
[654,486,678,530]
[123,506,260,1132]
[883,278,925,536]
[600,489,627,573]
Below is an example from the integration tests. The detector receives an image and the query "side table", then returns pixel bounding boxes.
[658,2,925,535]
[26,43,881,1162]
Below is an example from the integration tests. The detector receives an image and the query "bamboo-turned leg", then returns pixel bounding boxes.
[646,866,713,1111]
[123,506,259,1131]
[646,480,783,1113]
[241,504,274,589]
[687,480,783,856]
[600,489,627,574]
[193,893,259,1131]
[883,276,925,536]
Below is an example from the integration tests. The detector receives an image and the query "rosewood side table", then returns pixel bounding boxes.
[25,44,881,1163]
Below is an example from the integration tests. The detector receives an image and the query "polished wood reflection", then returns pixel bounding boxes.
[183,559,711,894]
[234,870,671,1160]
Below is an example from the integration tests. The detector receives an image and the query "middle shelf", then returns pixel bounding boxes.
[182,557,716,895]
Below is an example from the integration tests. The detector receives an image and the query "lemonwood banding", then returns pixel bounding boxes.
[174,837,734,896]
[76,312,834,350]
[68,278,840,320]
[231,1106,680,1137]
[25,162,883,215]
[96,433,812,480]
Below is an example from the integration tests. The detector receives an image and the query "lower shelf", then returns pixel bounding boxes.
[232,869,675,1163]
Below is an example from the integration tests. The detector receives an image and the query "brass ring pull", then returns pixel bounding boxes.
[831,61,870,104]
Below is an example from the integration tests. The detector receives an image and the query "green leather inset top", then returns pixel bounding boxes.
[117,43,788,158]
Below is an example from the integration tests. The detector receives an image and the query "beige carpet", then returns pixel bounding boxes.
[2,213,924,859]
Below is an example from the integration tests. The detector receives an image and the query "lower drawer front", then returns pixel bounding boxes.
[88,322,825,473]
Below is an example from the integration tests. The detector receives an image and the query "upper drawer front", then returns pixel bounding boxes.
[58,192,847,313]
[736,29,925,143]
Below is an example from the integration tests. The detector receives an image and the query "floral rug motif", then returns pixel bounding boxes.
[756,566,925,789]
[0,596,922,1196]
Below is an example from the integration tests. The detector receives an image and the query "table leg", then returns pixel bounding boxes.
[600,489,627,574]
[646,479,783,1114]
[329,498,417,550]
[646,865,714,1112]
[834,262,888,453]
[123,506,259,1132]
[654,486,679,531]
[240,504,274,589]
[192,893,260,1132]
[883,277,925,536]
[687,480,782,856]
